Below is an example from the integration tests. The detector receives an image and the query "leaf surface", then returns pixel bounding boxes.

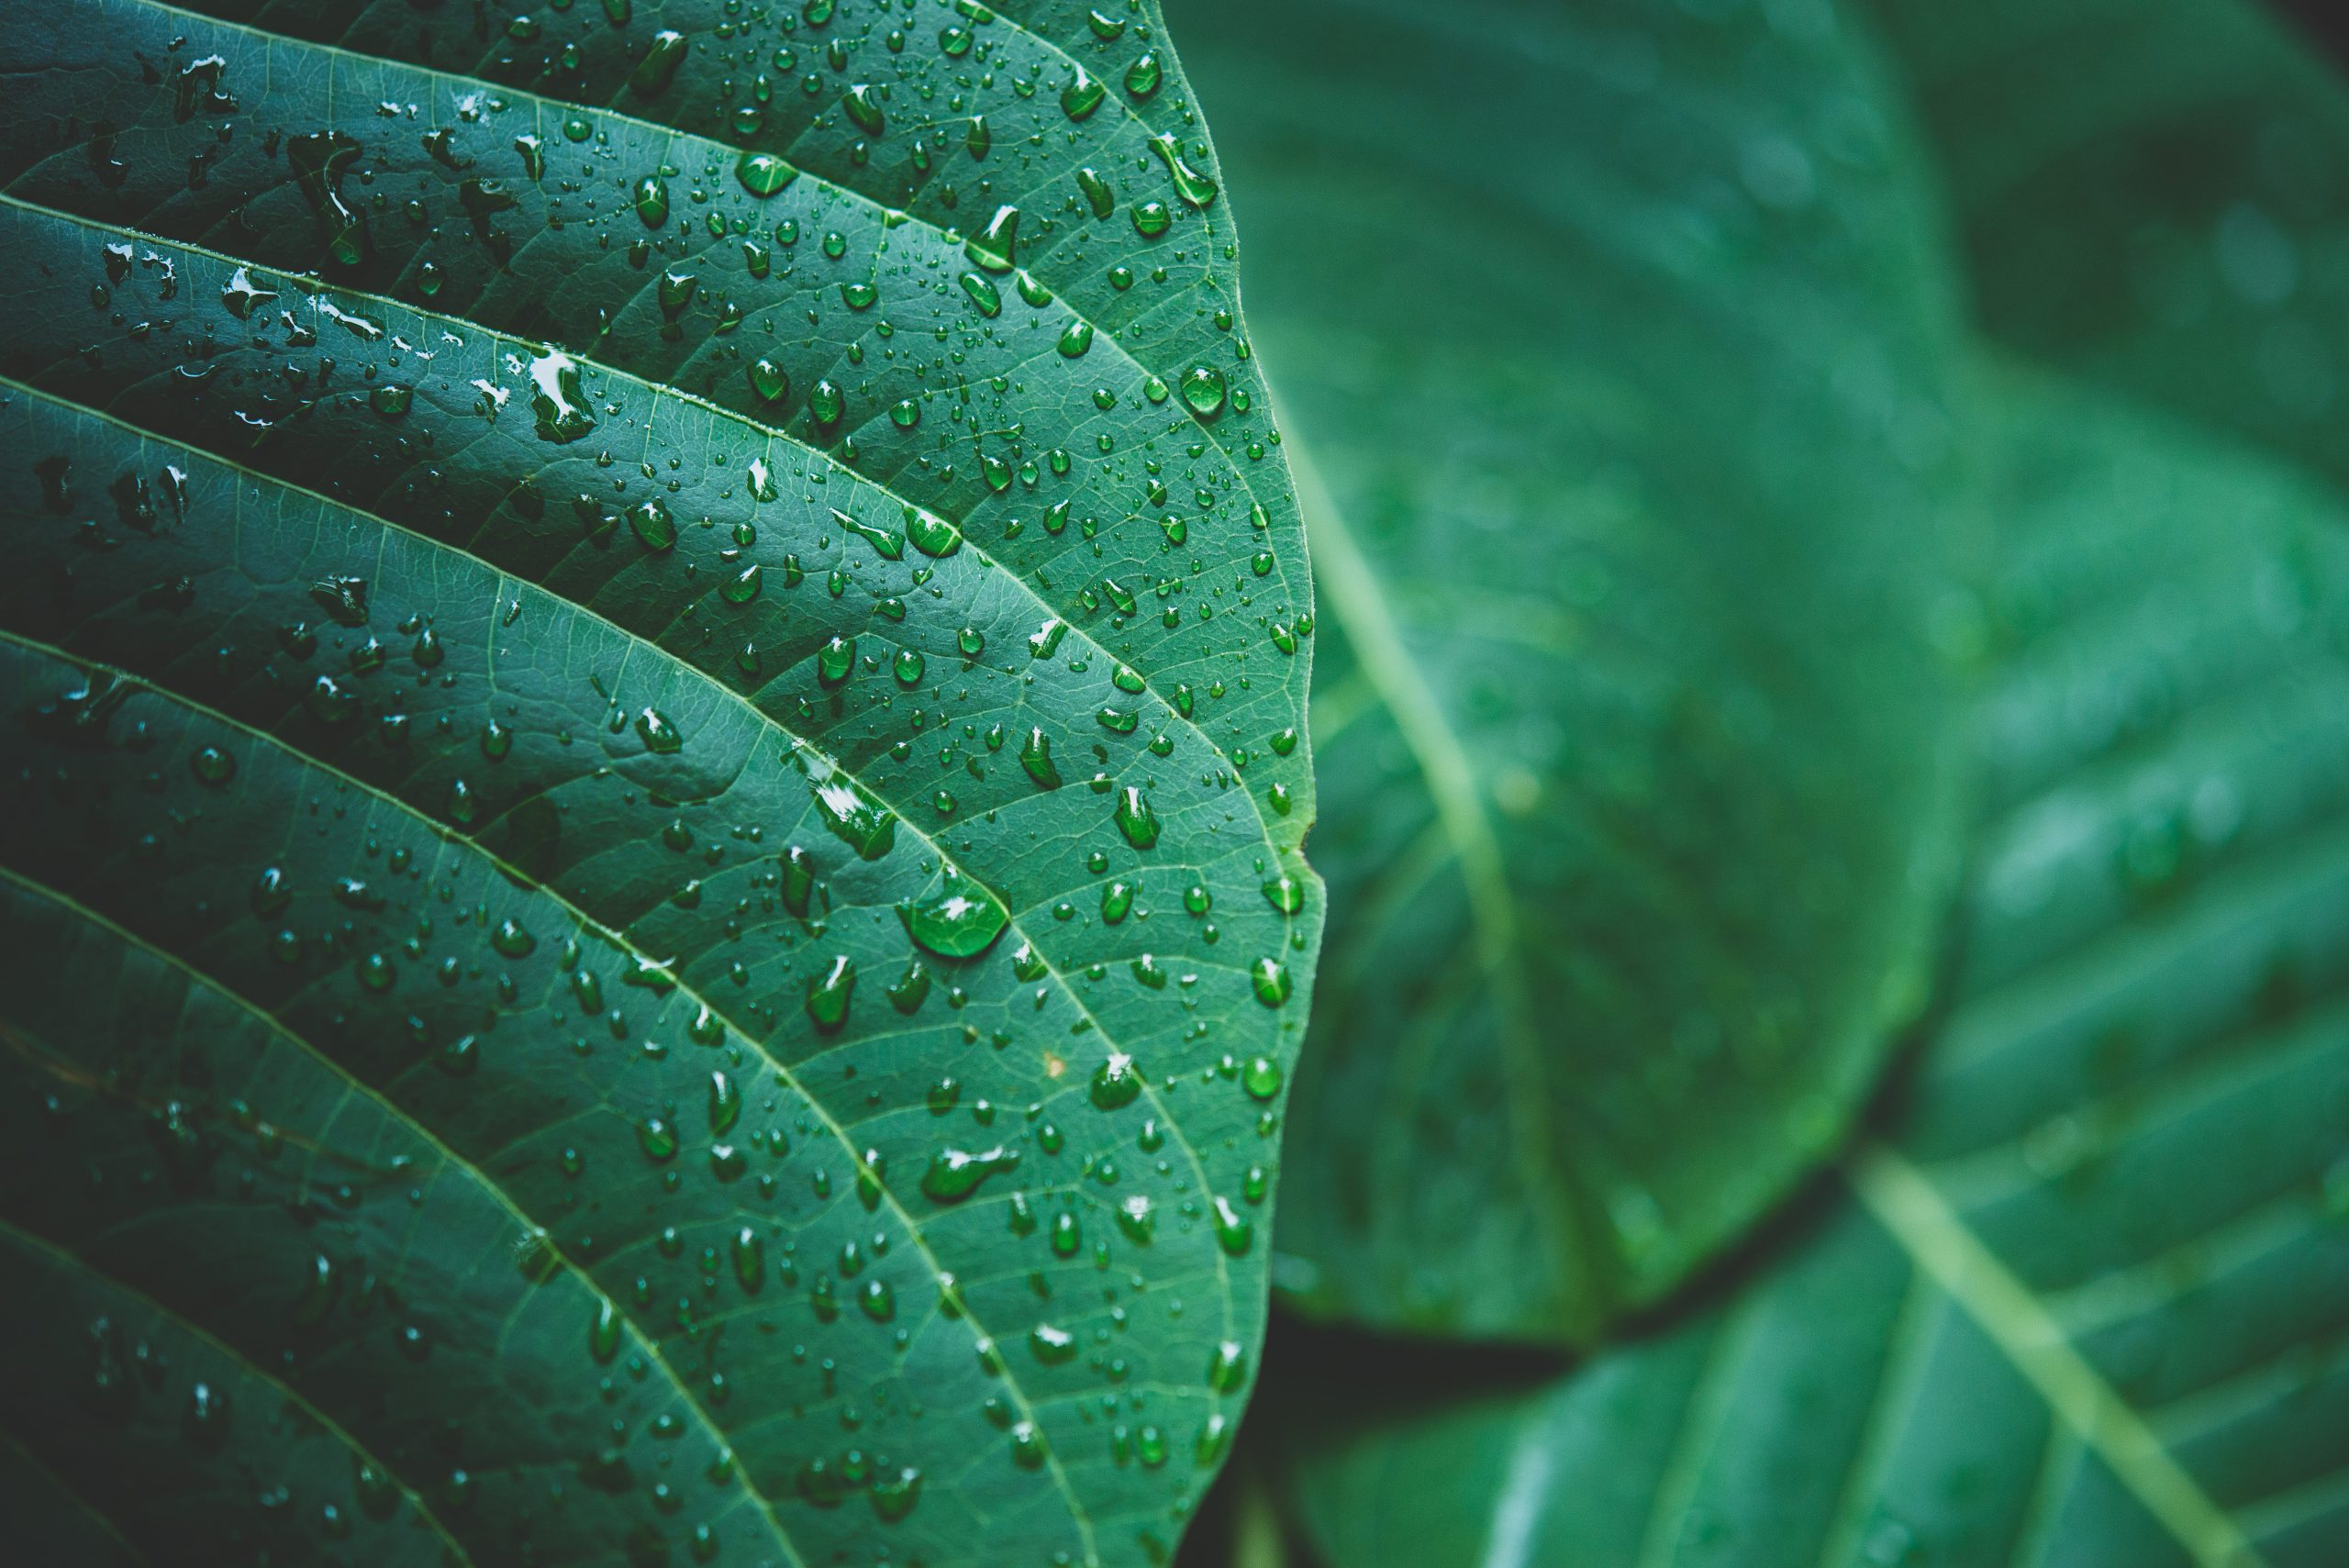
[1177,0,1971,1340]
[1273,372,2349,1568]
[0,3,1318,1563]
[1865,0,2349,495]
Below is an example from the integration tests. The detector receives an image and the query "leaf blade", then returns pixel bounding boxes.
[0,0,1318,1560]
[1182,0,1974,1340]
[1270,369,2349,1568]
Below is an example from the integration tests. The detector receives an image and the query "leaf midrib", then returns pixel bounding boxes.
[1286,430,1606,1328]
[1847,1143,2268,1568]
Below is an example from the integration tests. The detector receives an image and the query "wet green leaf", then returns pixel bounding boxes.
[1269,370,2349,1568]
[0,3,1317,1563]
[1183,0,1974,1340]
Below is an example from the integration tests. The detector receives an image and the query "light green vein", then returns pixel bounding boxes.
[1813,1273,1940,1568]
[1848,1143,2269,1568]
[1629,1304,1764,1568]
[1286,428,1599,1327]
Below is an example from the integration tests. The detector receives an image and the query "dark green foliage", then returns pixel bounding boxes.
[1182,0,1975,1344]
[1172,0,2349,1563]
[0,3,1317,1564]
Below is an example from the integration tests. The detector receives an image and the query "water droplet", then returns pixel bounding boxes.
[1007,728,1062,792]
[1149,133,1218,208]
[630,29,688,96]
[590,1296,623,1362]
[808,760,896,860]
[900,863,1008,958]
[872,1464,921,1522]
[1060,66,1106,122]
[736,151,797,197]
[635,707,685,753]
[959,271,1002,317]
[1242,1056,1283,1100]
[220,265,276,320]
[905,506,962,558]
[806,954,856,1032]
[1180,365,1228,418]
[1011,1422,1049,1470]
[1090,1052,1143,1110]
[708,1071,741,1134]
[190,744,237,785]
[527,348,597,443]
[816,635,857,687]
[1211,1196,1252,1255]
[809,378,846,428]
[1126,50,1163,100]
[629,497,677,550]
[919,1144,1019,1203]
[633,172,672,228]
[1113,786,1161,850]
[1075,167,1115,219]
[656,268,699,322]
[749,357,791,404]
[842,83,886,136]
[732,1226,765,1292]
[721,562,763,604]
[964,204,1019,273]
[637,1117,679,1162]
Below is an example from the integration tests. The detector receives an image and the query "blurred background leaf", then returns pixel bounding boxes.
[1867,0,2349,492]
[1260,366,2349,1568]
[1178,0,1977,1345]
[1173,0,2349,1562]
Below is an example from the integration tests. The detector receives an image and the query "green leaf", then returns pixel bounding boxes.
[0,2,1319,1562]
[1865,0,2349,495]
[1270,370,2349,1568]
[1178,0,1973,1340]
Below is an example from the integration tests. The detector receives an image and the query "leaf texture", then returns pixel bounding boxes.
[1865,0,2349,495]
[1177,0,1972,1340]
[0,2,1319,1563]
[1275,371,2349,1568]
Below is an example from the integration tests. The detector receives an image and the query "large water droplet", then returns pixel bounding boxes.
[806,954,857,1032]
[1113,786,1161,850]
[1089,1052,1143,1110]
[918,1144,1019,1203]
[528,349,597,443]
[964,205,1019,274]
[900,864,1008,959]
